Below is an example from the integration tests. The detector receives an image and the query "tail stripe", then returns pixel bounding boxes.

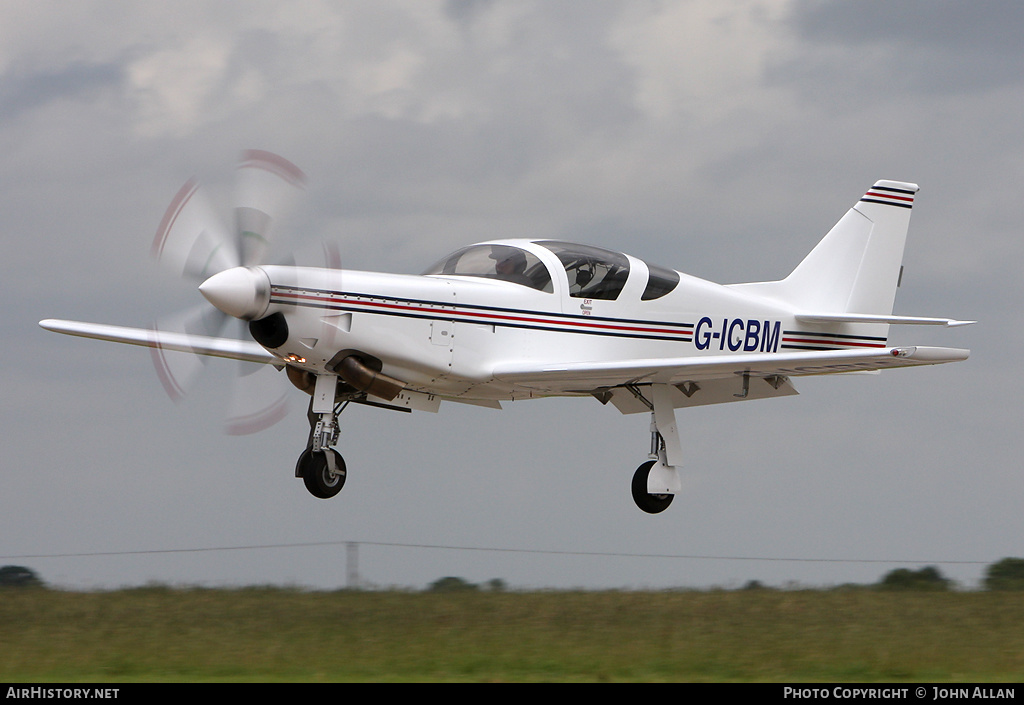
[861,186,915,209]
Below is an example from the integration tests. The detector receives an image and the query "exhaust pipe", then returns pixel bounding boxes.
[286,365,317,395]
[335,355,404,402]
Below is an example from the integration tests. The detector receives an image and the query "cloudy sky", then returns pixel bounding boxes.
[2,1,1018,591]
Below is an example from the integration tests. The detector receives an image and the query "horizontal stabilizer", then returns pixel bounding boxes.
[796,313,976,328]
[39,319,277,365]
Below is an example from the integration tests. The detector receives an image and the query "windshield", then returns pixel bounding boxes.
[535,241,630,300]
[422,244,553,292]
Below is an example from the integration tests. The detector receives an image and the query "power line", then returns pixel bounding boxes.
[0,540,995,565]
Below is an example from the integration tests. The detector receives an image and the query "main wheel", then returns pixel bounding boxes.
[631,460,674,514]
[296,448,347,499]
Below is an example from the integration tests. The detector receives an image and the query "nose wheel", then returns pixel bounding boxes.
[297,448,347,499]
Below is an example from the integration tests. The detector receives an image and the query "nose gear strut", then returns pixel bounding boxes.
[295,374,347,499]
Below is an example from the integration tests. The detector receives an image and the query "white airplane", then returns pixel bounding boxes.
[40,152,972,513]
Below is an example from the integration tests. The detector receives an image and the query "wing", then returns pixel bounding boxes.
[493,346,969,413]
[39,319,277,365]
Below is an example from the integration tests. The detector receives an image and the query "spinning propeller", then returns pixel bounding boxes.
[149,150,313,435]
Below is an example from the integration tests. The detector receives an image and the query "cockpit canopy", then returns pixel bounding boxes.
[423,240,679,301]
[536,240,629,300]
[423,244,553,292]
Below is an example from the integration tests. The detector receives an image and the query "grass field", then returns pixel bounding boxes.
[1,586,1022,682]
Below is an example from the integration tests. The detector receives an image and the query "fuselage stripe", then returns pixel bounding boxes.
[782,337,887,349]
[781,326,888,351]
[269,287,888,350]
[270,288,694,341]
[781,331,887,350]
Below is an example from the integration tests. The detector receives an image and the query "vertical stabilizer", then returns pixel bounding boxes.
[759,181,918,316]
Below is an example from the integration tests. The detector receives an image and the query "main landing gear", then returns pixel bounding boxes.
[629,384,684,514]
[295,374,348,499]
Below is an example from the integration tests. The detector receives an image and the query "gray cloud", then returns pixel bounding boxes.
[786,0,1024,93]
[0,60,124,122]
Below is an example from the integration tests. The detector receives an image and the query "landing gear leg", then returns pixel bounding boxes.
[630,384,683,514]
[295,374,348,499]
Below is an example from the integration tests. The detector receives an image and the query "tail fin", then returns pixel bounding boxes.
[757,180,918,315]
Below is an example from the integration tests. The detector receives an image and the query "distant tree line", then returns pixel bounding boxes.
[982,557,1024,591]
[877,566,950,591]
[427,576,506,592]
[5,559,1024,592]
[0,565,44,588]
[877,558,1024,591]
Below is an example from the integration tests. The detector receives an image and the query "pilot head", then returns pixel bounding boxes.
[490,247,527,276]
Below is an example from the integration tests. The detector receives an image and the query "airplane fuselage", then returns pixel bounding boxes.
[250,238,889,406]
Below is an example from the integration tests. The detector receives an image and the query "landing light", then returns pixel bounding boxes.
[285,353,306,364]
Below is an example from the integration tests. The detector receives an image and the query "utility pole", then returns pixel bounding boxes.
[346,541,359,589]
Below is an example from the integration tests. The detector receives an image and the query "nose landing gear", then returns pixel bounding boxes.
[295,373,348,499]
